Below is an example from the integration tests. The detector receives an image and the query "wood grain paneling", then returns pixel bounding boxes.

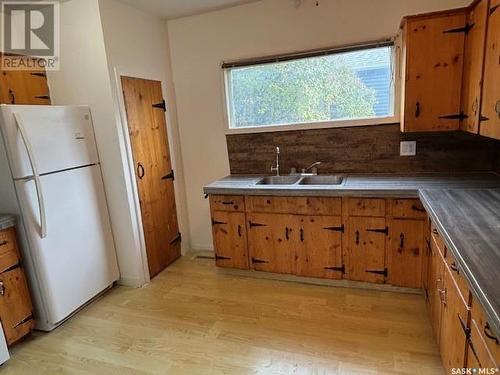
[227,124,500,174]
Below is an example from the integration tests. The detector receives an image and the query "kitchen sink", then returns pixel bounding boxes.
[298,175,345,185]
[257,176,302,185]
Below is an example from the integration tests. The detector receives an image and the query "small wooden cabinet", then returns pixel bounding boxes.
[0,54,51,105]
[0,227,34,346]
[211,211,249,270]
[400,9,468,132]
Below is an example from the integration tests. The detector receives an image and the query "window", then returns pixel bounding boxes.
[224,43,396,131]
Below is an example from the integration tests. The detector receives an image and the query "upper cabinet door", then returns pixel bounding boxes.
[401,10,467,132]
[462,0,489,134]
[480,0,500,139]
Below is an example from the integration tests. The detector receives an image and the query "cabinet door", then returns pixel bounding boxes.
[211,211,249,270]
[422,217,431,301]
[295,216,343,280]
[480,0,500,140]
[440,267,469,373]
[0,267,34,345]
[387,219,424,288]
[247,213,297,274]
[346,217,387,283]
[428,235,445,344]
[468,298,500,368]
[402,11,467,132]
[462,0,489,133]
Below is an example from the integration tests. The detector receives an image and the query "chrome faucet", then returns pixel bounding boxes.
[302,161,321,175]
[270,146,280,176]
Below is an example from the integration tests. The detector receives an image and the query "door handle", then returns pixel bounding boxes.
[238,225,242,238]
[0,281,4,296]
[137,163,145,179]
[400,233,405,248]
[355,230,360,245]
[9,89,15,104]
[285,227,290,240]
[300,228,304,242]
[415,101,421,118]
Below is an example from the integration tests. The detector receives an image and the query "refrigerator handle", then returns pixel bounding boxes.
[13,113,47,239]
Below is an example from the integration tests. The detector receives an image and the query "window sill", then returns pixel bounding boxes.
[225,116,399,135]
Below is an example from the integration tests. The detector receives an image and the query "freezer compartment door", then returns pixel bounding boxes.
[15,165,119,326]
[0,105,99,179]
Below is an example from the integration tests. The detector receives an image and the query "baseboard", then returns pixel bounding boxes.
[117,275,146,288]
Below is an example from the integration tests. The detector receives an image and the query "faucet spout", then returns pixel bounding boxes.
[302,161,322,175]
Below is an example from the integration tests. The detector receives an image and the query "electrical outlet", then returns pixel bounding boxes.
[400,141,417,156]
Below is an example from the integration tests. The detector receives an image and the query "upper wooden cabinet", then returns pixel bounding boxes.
[479,0,500,139]
[461,0,489,133]
[0,54,51,105]
[400,9,468,132]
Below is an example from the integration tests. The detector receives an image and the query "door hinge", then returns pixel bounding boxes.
[211,219,227,226]
[251,257,269,264]
[249,221,267,228]
[162,170,175,181]
[324,265,345,274]
[215,255,232,261]
[438,112,468,120]
[34,95,50,100]
[458,314,471,338]
[152,99,166,112]
[443,23,474,34]
[30,72,46,78]
[490,4,499,15]
[169,233,182,245]
[366,268,388,277]
[366,227,389,235]
[323,224,345,233]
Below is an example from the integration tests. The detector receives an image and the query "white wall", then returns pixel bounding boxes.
[98,0,190,273]
[47,0,144,286]
[167,0,471,250]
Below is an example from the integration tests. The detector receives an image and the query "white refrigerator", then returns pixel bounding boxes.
[0,105,119,331]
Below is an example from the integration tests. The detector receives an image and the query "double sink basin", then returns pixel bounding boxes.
[256,175,345,186]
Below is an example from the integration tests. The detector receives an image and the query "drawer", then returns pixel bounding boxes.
[0,228,19,273]
[209,195,245,212]
[388,199,427,219]
[469,299,500,368]
[346,198,385,217]
[246,196,341,216]
[430,223,445,257]
[445,251,470,306]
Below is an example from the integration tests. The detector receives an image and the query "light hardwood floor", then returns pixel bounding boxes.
[2,255,443,375]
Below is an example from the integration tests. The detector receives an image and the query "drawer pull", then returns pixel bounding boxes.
[355,230,360,245]
[0,281,3,296]
[300,228,304,242]
[0,240,8,247]
[400,233,405,248]
[237,225,242,238]
[249,221,266,228]
[450,262,459,273]
[484,322,499,344]
[432,229,439,235]
[221,201,235,205]
[285,227,290,240]
[411,205,426,213]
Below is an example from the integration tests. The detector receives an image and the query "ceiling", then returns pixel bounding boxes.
[116,0,262,20]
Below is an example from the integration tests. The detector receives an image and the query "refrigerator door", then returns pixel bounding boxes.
[15,164,119,327]
[0,324,9,365]
[0,105,99,179]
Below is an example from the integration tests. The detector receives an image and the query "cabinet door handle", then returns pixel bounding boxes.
[300,228,304,242]
[450,262,459,273]
[222,201,235,205]
[400,233,405,248]
[484,322,499,344]
[9,89,15,104]
[0,281,4,296]
[285,227,290,240]
[137,163,145,179]
[237,225,242,238]
[355,230,360,245]
[415,101,421,118]
[411,205,426,213]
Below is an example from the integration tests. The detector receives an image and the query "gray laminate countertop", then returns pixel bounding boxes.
[420,188,500,338]
[203,172,500,197]
[0,215,15,231]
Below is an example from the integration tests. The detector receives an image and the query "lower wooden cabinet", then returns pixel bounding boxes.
[247,213,297,274]
[211,211,249,269]
[295,216,343,279]
[387,219,424,288]
[427,232,446,344]
[346,217,387,283]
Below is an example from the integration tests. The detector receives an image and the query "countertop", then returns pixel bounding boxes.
[420,189,500,338]
[0,215,15,231]
[203,172,500,197]
[204,172,500,337]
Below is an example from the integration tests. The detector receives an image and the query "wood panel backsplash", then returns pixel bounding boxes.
[227,124,500,175]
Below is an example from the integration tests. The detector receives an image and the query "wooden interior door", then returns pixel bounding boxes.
[346,217,387,283]
[247,213,297,274]
[211,211,249,269]
[480,0,500,140]
[295,216,344,279]
[121,76,181,278]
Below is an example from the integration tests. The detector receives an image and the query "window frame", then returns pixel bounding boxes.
[222,40,400,135]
